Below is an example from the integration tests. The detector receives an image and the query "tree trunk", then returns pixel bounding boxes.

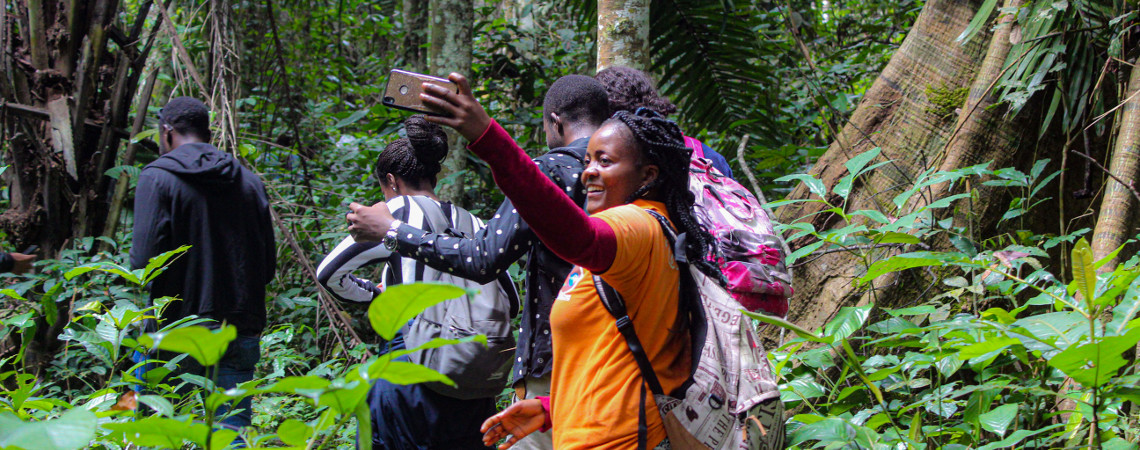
[596,0,649,71]
[403,0,429,72]
[1091,60,1140,271]
[772,0,1060,336]
[429,0,472,205]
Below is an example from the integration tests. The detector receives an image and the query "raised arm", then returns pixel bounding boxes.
[420,75,617,273]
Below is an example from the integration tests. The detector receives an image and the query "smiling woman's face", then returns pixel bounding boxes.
[581,123,657,214]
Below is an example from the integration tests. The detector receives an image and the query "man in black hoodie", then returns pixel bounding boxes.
[131,97,276,432]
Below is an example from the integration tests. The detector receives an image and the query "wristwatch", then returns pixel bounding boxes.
[383,220,403,251]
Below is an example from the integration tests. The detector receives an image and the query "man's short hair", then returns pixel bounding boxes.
[159,97,211,141]
[542,75,610,127]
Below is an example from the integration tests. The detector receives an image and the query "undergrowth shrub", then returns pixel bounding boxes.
[763,149,1140,449]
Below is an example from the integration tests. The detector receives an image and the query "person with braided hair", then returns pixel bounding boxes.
[318,115,515,450]
[407,73,720,450]
[595,65,735,179]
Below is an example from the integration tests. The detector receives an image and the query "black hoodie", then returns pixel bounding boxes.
[131,142,276,335]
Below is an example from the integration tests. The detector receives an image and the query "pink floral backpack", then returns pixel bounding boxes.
[684,136,792,317]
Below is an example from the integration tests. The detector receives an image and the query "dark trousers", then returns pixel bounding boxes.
[362,356,497,450]
[134,334,261,431]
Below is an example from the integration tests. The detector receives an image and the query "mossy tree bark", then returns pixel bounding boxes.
[429,0,472,205]
[597,0,649,71]
[772,0,1076,337]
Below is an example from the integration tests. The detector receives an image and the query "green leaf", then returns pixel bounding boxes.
[333,109,369,129]
[368,282,467,340]
[835,148,884,198]
[139,325,237,366]
[64,262,142,285]
[137,394,174,417]
[356,398,373,450]
[1071,238,1097,312]
[788,417,855,447]
[786,240,826,266]
[143,245,192,285]
[978,403,1018,436]
[774,174,828,200]
[130,128,158,144]
[822,305,872,342]
[277,419,313,447]
[104,165,142,181]
[976,424,1064,450]
[743,310,825,343]
[1048,328,1140,387]
[372,361,454,387]
[103,416,211,448]
[0,408,96,450]
[872,231,920,245]
[861,254,944,284]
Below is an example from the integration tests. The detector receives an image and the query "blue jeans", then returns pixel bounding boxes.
[134,334,261,431]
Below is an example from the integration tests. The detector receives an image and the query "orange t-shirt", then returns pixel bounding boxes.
[548,200,691,449]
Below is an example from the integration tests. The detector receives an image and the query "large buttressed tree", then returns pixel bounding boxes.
[774,0,1137,333]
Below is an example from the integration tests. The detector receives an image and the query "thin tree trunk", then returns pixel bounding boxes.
[429,0,472,204]
[101,69,159,247]
[596,0,649,71]
[1091,61,1140,271]
[402,0,428,72]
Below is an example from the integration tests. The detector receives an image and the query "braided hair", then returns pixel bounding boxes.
[595,66,677,116]
[607,109,721,282]
[374,115,449,187]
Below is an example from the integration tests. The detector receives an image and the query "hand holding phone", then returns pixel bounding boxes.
[382,69,459,117]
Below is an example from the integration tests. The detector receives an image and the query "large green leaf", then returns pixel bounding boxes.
[0,408,96,450]
[1048,328,1140,387]
[1070,238,1097,313]
[139,325,237,366]
[277,419,314,447]
[369,361,455,387]
[367,283,467,340]
[821,305,872,343]
[978,403,1019,436]
[103,416,236,448]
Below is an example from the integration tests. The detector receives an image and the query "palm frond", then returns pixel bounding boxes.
[650,0,784,147]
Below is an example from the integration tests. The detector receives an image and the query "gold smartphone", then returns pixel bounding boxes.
[382,69,458,116]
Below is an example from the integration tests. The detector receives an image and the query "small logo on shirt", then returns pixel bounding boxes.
[555,267,583,302]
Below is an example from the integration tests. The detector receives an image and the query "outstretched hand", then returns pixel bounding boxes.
[419,73,492,143]
[480,398,545,449]
[346,201,396,243]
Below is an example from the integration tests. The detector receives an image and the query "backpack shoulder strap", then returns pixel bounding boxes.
[408,196,454,283]
[592,275,665,397]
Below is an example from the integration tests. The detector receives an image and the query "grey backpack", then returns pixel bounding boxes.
[401,196,519,399]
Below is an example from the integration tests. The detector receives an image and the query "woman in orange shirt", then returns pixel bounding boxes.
[417,74,723,449]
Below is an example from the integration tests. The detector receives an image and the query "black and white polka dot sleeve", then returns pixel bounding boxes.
[393,196,533,284]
